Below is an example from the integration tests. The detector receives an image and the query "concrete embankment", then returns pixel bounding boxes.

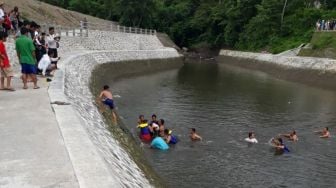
[218,50,336,90]
[1,29,181,187]
[52,31,181,188]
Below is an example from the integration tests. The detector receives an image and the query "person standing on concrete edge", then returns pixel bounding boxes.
[16,27,39,89]
[0,31,14,91]
[97,85,117,124]
[47,27,60,68]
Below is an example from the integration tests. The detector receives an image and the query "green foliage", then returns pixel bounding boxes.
[38,0,336,53]
[299,32,336,59]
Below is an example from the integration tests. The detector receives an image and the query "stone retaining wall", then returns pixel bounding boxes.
[218,50,336,90]
[219,50,336,72]
[49,31,181,188]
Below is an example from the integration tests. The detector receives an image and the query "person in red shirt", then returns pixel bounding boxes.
[0,31,14,91]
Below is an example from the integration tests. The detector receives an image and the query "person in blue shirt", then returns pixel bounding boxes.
[272,138,290,153]
[164,129,178,144]
[150,136,169,150]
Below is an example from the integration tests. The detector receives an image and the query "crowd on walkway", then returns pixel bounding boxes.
[316,19,336,31]
[0,2,61,91]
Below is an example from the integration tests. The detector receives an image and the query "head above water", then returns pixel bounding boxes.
[325,127,329,131]
[191,128,196,133]
[164,129,169,135]
[278,138,283,144]
[152,114,157,120]
[103,85,109,90]
[159,119,164,125]
[248,132,253,138]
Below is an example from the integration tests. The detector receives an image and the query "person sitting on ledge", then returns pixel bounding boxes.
[97,85,117,124]
[38,50,58,77]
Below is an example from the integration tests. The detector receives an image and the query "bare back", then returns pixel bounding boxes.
[99,90,113,100]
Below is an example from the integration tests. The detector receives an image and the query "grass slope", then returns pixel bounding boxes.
[299,32,336,59]
[4,0,115,27]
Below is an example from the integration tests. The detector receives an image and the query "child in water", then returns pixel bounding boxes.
[244,132,258,143]
[164,129,178,144]
[137,117,152,142]
[97,85,117,124]
[190,128,202,141]
[280,130,298,141]
[271,138,290,153]
[315,127,330,138]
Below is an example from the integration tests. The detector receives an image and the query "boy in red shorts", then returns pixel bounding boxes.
[0,31,14,91]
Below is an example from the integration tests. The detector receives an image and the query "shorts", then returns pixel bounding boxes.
[103,98,114,109]
[21,63,37,74]
[48,48,58,58]
[0,67,14,78]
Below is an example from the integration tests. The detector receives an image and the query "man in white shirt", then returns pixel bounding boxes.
[38,51,58,76]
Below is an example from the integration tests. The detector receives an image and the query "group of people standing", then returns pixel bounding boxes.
[0,2,20,34]
[316,19,336,31]
[0,2,61,91]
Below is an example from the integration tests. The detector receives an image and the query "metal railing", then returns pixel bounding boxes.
[39,21,157,38]
[80,21,157,36]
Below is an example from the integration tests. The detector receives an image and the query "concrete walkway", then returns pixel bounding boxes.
[0,77,79,187]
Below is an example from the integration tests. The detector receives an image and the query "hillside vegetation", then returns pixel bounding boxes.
[299,32,336,59]
[37,0,336,53]
[5,0,114,26]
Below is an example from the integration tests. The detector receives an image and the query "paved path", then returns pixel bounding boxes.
[0,77,79,188]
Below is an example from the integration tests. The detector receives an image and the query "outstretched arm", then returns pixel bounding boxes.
[195,134,203,141]
[320,133,330,138]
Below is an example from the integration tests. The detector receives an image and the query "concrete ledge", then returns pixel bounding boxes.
[219,50,336,72]
[218,50,336,90]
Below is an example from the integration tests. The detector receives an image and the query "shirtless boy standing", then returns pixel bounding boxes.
[97,85,117,124]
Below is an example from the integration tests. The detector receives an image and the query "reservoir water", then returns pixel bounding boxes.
[110,62,336,188]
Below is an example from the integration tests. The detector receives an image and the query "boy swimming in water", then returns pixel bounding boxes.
[271,138,290,153]
[244,132,258,143]
[97,85,117,124]
[164,129,178,144]
[280,130,298,141]
[315,127,330,138]
[190,128,202,141]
